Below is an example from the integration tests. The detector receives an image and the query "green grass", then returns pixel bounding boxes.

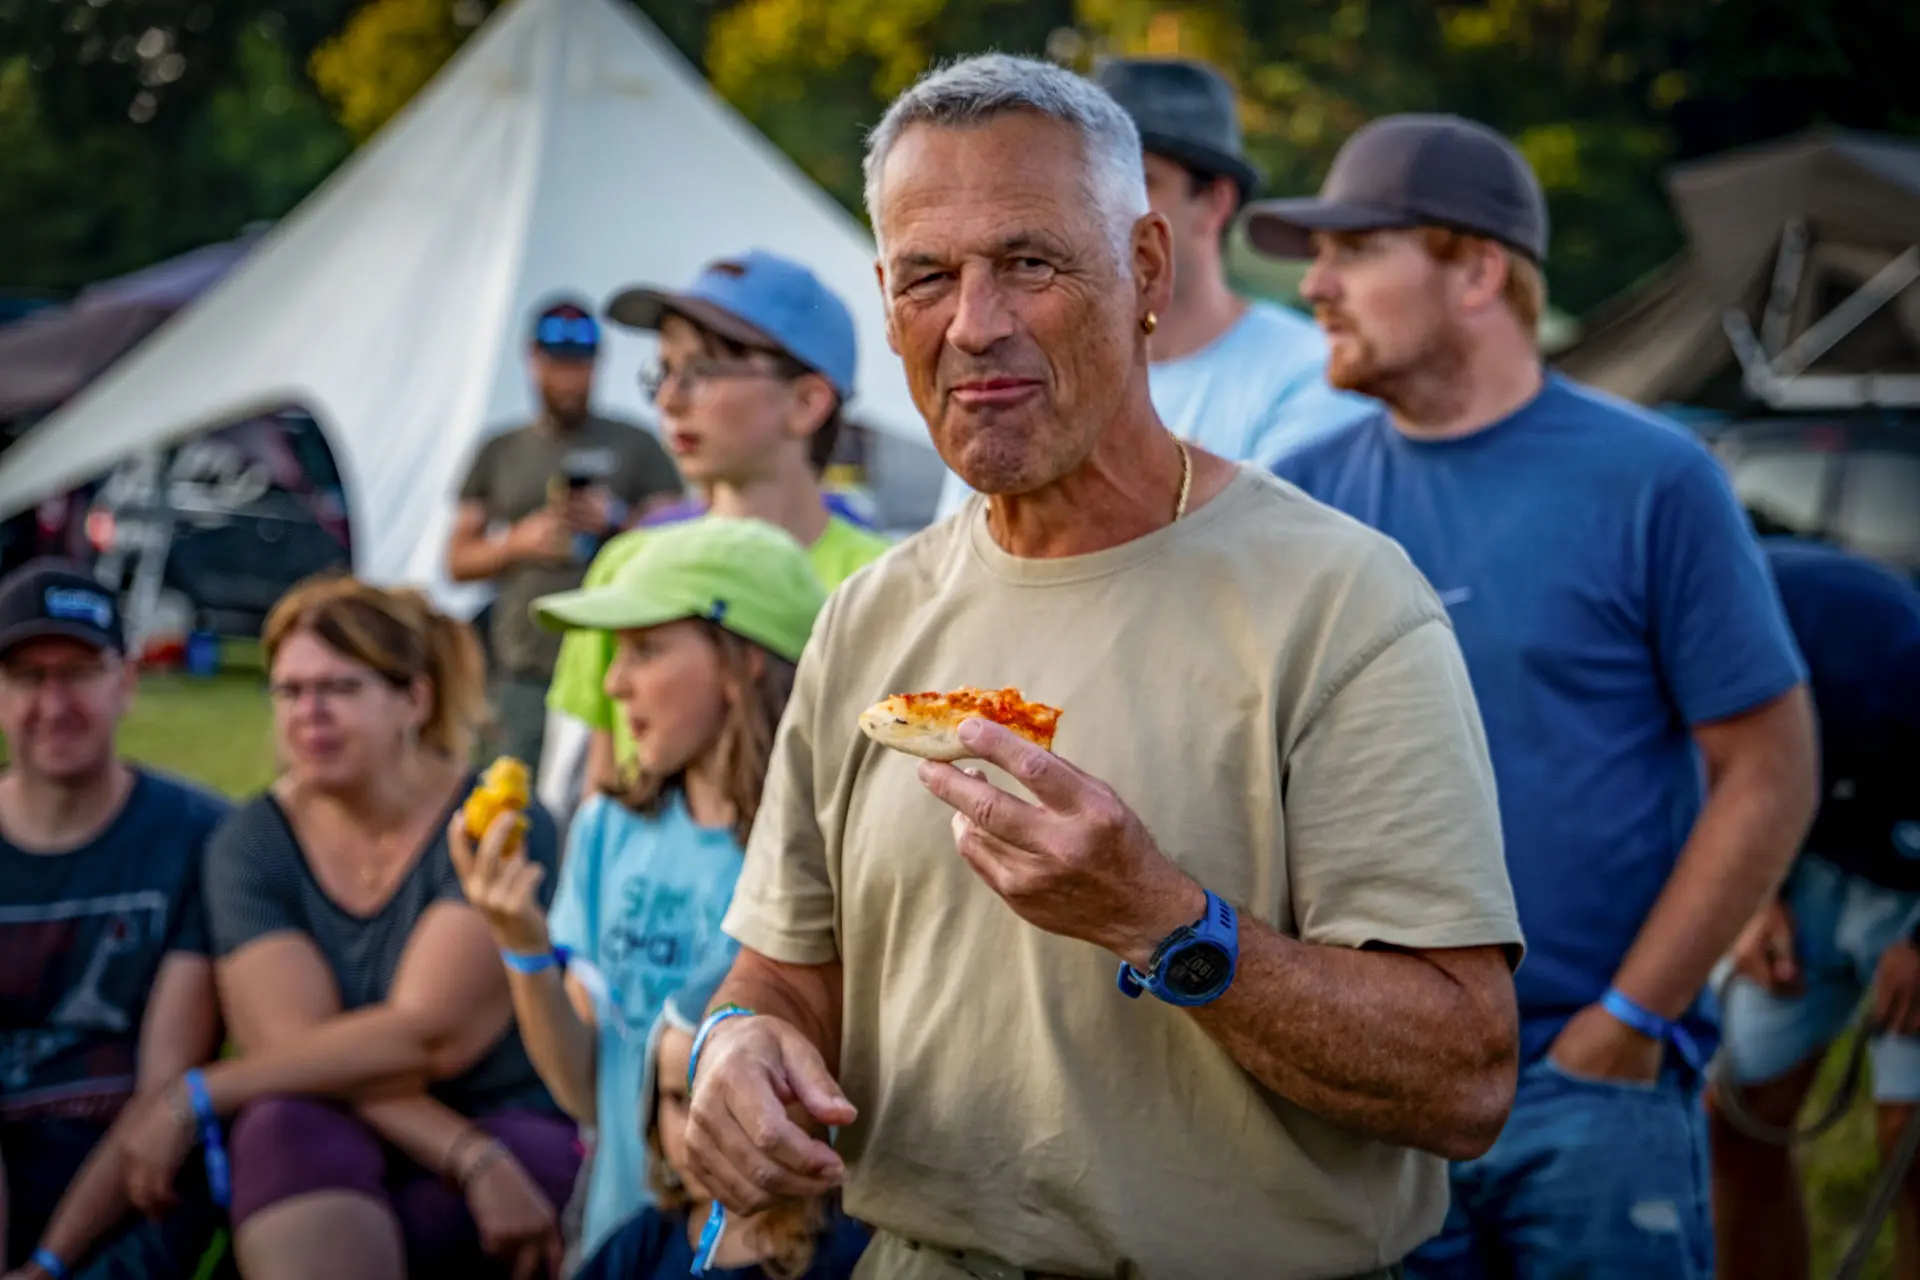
[121,670,278,798]
[83,671,1918,1276]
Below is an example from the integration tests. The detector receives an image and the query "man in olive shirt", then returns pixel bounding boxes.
[683,56,1521,1280]
[446,300,682,772]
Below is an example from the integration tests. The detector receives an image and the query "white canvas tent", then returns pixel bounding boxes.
[0,0,941,611]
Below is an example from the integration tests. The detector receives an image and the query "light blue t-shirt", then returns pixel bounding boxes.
[933,300,1373,518]
[1272,373,1807,1066]
[547,792,745,1256]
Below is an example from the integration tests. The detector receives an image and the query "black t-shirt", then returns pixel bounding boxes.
[202,780,564,1116]
[0,769,230,1123]
[1764,539,1920,891]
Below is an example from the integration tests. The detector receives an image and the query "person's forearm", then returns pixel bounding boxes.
[505,969,598,1123]
[25,1122,131,1274]
[201,1003,459,1116]
[1181,921,1517,1160]
[354,1093,496,1185]
[583,731,618,800]
[447,532,515,583]
[711,951,844,1076]
[1612,745,1816,1020]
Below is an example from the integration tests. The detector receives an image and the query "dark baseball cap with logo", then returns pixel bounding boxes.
[1246,113,1548,263]
[530,299,601,362]
[0,560,126,659]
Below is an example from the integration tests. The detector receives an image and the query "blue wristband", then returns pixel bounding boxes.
[31,1247,71,1280]
[501,944,570,974]
[181,1069,232,1209]
[1600,987,1703,1073]
[687,1004,756,1094]
[692,1203,729,1274]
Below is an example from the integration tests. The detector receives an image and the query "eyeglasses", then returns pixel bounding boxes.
[536,315,601,349]
[267,674,371,706]
[639,357,788,401]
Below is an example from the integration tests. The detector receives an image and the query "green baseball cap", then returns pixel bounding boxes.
[529,517,827,663]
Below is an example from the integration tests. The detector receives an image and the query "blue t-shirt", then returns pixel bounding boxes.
[547,792,746,1256]
[1762,538,1920,891]
[934,301,1375,518]
[573,1205,870,1280]
[1273,374,1807,1062]
[0,769,229,1123]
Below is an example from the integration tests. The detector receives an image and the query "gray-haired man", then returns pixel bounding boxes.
[930,55,1372,520]
[680,54,1523,1280]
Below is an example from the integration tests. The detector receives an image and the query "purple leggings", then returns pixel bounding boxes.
[229,1096,582,1275]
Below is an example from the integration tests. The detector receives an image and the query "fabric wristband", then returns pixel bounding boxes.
[31,1247,71,1280]
[1600,987,1704,1073]
[181,1069,232,1209]
[692,1203,730,1275]
[501,944,570,975]
[687,1004,756,1094]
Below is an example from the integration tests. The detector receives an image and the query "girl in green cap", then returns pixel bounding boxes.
[449,517,827,1260]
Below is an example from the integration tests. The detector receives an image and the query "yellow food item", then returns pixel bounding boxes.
[463,756,531,857]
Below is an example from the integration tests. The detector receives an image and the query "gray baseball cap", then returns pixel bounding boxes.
[1246,113,1547,262]
[1092,57,1261,201]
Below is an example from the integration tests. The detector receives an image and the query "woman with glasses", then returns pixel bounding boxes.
[542,251,891,808]
[107,575,581,1280]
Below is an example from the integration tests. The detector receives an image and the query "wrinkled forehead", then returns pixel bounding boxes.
[875,115,1106,267]
[1,636,110,670]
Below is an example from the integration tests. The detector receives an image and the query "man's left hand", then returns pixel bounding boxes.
[916,717,1205,969]
[1547,1002,1663,1085]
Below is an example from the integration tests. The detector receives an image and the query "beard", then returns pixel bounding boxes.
[1321,310,1474,424]
[540,385,590,426]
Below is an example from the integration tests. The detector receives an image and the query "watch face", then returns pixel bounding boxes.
[1165,942,1231,998]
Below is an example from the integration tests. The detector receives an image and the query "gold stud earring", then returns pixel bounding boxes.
[1141,312,1158,335]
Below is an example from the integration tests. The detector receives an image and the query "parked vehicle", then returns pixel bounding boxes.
[1698,410,1920,580]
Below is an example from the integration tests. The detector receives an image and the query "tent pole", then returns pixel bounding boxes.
[1760,219,1807,358]
[1772,246,1920,380]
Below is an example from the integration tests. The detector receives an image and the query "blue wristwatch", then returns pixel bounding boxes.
[1118,890,1238,1007]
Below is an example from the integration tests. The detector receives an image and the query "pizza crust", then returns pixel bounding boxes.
[857,687,1062,762]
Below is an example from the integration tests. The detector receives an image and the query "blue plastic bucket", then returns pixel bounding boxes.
[185,630,220,678]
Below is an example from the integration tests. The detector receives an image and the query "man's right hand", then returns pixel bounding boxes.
[502,508,572,566]
[1730,897,1802,995]
[684,1014,858,1215]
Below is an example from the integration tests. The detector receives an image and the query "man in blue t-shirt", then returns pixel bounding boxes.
[1252,115,1818,1277]
[1711,535,1920,1280]
[0,560,230,1280]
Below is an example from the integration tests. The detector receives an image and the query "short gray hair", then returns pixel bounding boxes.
[862,52,1149,264]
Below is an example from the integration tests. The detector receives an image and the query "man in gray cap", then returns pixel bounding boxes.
[1256,114,1819,1278]
[931,55,1370,520]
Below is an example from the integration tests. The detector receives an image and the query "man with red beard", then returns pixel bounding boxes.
[1258,115,1820,1278]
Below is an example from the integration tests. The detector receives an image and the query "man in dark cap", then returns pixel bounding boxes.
[0,560,229,1279]
[932,55,1369,519]
[1257,114,1820,1277]
[445,297,684,773]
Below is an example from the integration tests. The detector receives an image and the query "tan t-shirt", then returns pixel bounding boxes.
[723,466,1522,1279]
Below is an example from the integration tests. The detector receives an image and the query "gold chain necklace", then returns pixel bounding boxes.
[1173,437,1192,521]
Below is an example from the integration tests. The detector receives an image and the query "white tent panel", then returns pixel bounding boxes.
[0,0,928,607]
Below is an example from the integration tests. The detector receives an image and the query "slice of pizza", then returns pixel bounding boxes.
[857,686,1063,762]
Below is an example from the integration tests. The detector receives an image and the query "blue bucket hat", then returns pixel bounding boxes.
[604,250,857,400]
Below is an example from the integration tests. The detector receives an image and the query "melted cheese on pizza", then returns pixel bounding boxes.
[879,686,1062,749]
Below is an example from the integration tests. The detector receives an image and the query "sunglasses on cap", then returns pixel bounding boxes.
[536,315,601,349]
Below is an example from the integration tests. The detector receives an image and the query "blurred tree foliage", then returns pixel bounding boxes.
[1,0,1916,314]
